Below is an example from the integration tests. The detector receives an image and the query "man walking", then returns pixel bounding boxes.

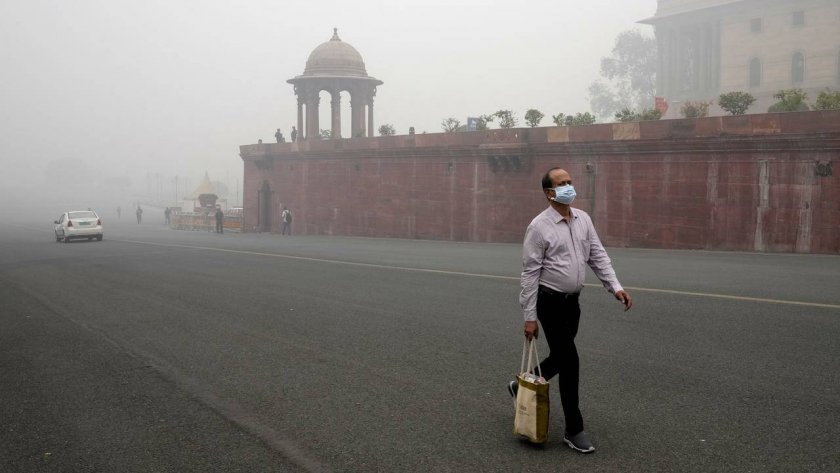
[280,207,292,235]
[511,167,632,453]
[214,206,224,234]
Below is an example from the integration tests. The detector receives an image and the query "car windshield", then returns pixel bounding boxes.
[69,211,97,219]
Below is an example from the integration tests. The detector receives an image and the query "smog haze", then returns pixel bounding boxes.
[0,0,655,213]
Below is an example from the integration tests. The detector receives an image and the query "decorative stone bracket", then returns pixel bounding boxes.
[487,154,531,173]
[815,161,832,177]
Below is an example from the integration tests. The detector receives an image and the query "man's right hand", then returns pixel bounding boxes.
[524,321,539,340]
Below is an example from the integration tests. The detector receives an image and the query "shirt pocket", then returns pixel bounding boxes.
[581,238,591,259]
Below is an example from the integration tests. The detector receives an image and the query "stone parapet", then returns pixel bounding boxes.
[239,111,840,253]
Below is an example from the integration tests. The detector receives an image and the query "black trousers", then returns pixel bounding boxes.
[536,285,583,435]
[216,221,223,233]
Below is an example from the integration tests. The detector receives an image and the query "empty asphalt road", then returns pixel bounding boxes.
[2,210,839,472]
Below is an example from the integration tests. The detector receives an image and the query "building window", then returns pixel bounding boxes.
[792,10,805,26]
[750,18,762,33]
[792,52,805,83]
[749,58,762,87]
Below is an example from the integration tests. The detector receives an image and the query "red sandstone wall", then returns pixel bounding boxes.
[240,111,840,254]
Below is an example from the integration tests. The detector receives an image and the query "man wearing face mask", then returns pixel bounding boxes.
[510,167,632,453]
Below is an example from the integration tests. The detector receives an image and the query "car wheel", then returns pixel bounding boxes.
[97,235,103,241]
[64,236,71,243]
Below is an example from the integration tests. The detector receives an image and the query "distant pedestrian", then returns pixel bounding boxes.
[215,207,224,234]
[164,207,171,225]
[275,128,285,143]
[290,126,298,143]
[281,207,292,235]
[136,206,143,224]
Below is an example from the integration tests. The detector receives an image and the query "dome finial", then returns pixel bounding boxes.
[331,27,340,41]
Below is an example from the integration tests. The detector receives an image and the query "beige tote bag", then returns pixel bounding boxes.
[513,339,550,443]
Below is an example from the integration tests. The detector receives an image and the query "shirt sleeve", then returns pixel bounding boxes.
[585,218,623,294]
[519,223,544,322]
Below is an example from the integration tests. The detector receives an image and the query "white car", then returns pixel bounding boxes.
[54,210,104,243]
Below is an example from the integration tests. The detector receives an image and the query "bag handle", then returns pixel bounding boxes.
[519,338,543,379]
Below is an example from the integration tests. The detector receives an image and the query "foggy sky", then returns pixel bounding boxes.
[0,0,654,206]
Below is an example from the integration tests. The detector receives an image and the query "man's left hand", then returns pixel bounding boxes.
[615,290,633,311]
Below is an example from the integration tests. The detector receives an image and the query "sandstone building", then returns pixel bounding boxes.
[641,0,840,114]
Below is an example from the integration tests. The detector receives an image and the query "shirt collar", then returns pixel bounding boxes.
[548,205,578,224]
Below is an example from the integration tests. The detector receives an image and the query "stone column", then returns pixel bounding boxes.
[297,99,304,141]
[350,95,364,138]
[367,100,374,138]
[331,91,341,139]
[656,26,665,97]
[349,98,357,138]
[306,93,320,140]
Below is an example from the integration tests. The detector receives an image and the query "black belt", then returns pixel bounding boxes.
[538,285,580,299]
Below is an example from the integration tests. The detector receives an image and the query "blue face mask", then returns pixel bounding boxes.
[552,185,576,204]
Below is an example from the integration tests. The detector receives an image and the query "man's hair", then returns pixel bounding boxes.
[541,167,562,189]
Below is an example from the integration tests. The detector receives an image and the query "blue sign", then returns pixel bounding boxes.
[467,117,479,132]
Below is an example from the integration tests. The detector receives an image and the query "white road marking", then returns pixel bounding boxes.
[118,239,840,311]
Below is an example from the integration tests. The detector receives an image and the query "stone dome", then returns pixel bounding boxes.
[303,28,368,77]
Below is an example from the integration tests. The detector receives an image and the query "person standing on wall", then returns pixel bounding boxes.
[215,206,224,234]
[281,206,292,235]
[510,167,633,454]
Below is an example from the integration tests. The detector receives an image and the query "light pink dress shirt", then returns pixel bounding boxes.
[519,206,623,321]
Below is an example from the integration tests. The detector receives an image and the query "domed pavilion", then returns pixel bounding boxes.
[287,28,383,140]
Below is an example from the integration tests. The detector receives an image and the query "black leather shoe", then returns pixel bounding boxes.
[564,431,595,453]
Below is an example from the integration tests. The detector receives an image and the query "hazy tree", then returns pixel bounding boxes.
[441,118,461,133]
[378,124,396,136]
[588,29,657,120]
[768,89,809,112]
[814,89,840,110]
[680,101,711,118]
[552,112,596,126]
[718,91,756,115]
[476,114,495,131]
[495,110,518,128]
[211,181,230,197]
[614,108,662,122]
[524,109,544,127]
